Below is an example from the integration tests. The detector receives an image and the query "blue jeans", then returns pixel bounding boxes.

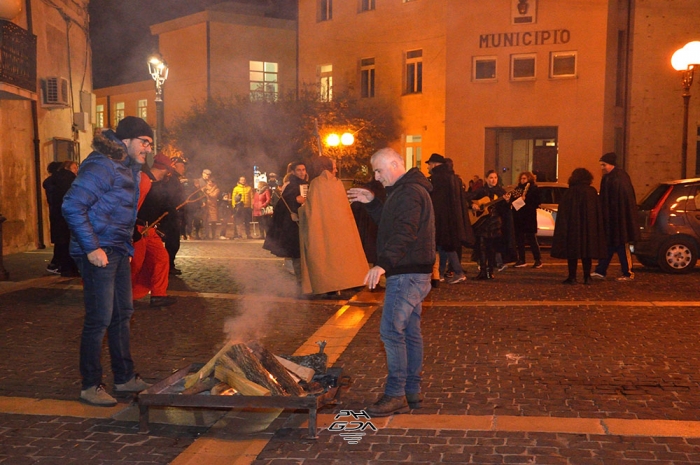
[437,246,464,278]
[595,243,634,278]
[74,249,135,390]
[380,273,432,397]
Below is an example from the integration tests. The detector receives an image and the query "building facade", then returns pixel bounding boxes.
[298,0,700,192]
[95,2,297,134]
[0,0,94,255]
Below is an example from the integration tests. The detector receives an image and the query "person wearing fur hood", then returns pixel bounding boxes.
[62,116,154,407]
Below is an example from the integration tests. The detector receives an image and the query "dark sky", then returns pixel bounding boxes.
[89,0,297,89]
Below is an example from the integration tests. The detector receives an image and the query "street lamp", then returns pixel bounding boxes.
[148,53,169,152]
[325,132,354,177]
[671,41,700,179]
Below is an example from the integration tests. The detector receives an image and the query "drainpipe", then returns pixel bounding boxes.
[26,0,45,249]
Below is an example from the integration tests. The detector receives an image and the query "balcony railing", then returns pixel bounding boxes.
[0,20,37,93]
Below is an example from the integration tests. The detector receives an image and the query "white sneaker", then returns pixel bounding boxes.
[590,272,605,280]
[80,384,117,406]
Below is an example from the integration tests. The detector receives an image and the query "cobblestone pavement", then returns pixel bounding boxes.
[1,240,700,464]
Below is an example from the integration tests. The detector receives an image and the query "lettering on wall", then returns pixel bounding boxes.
[479,29,571,48]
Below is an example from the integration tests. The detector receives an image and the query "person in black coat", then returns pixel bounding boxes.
[263,161,309,284]
[427,153,473,284]
[512,171,543,268]
[592,152,640,281]
[550,168,607,284]
[44,160,80,277]
[468,170,515,279]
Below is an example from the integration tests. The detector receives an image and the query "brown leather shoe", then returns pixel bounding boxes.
[366,395,409,417]
[406,392,424,409]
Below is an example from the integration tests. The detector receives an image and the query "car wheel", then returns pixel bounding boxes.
[658,237,697,274]
[635,255,658,268]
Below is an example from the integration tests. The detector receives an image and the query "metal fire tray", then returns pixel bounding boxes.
[137,363,343,438]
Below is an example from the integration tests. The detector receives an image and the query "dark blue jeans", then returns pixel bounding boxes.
[74,249,135,390]
[595,243,634,278]
[380,273,431,397]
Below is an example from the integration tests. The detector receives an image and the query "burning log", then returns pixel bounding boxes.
[249,342,305,396]
[181,376,219,396]
[218,343,287,396]
[214,360,270,396]
[184,342,232,389]
[274,356,315,383]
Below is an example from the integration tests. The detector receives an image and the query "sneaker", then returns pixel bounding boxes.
[46,264,60,275]
[514,261,527,268]
[590,272,605,280]
[446,274,467,284]
[532,260,543,269]
[219,235,229,240]
[616,275,634,282]
[114,374,151,393]
[406,392,424,409]
[496,264,507,272]
[366,395,409,417]
[150,296,177,307]
[80,384,117,406]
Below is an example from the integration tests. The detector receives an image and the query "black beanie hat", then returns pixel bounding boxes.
[115,116,154,141]
[599,152,617,166]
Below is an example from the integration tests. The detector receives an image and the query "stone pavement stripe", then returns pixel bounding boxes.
[0,275,60,295]
[296,413,700,438]
[293,303,380,361]
[604,418,700,437]
[0,396,126,418]
[170,437,270,465]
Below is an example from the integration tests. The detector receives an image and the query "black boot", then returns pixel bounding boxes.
[472,268,488,280]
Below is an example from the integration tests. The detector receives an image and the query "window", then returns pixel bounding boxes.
[360,0,375,11]
[360,58,375,98]
[511,53,536,80]
[550,51,577,78]
[319,64,333,101]
[405,49,422,94]
[137,99,147,119]
[318,0,332,21]
[114,102,124,127]
[250,61,279,101]
[473,57,497,81]
[96,104,104,128]
[405,135,422,169]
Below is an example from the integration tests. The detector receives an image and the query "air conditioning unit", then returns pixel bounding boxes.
[41,77,69,107]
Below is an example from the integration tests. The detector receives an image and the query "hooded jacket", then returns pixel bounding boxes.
[62,130,142,257]
[365,167,436,277]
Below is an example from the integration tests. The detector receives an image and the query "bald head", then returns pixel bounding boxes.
[371,148,406,187]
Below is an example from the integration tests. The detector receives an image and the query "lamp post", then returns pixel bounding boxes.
[671,41,700,179]
[325,132,354,178]
[148,53,169,153]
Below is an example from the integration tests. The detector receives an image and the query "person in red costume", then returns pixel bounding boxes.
[131,153,177,307]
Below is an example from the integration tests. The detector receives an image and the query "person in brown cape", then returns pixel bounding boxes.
[550,167,607,284]
[298,156,369,295]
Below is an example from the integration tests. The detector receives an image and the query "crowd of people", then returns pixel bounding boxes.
[45,114,640,415]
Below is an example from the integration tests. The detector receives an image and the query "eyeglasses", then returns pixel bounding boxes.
[135,137,153,148]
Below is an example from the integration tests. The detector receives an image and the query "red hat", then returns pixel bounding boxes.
[152,153,173,170]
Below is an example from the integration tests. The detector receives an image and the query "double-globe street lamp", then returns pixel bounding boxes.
[325,132,354,178]
[148,53,169,153]
[671,41,700,179]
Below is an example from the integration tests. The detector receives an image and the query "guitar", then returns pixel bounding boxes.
[468,184,529,228]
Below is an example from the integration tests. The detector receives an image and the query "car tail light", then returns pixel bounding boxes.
[650,186,673,227]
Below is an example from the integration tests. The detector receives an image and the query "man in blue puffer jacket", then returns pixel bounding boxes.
[62,116,154,406]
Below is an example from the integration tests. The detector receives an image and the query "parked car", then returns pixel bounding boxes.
[632,178,700,273]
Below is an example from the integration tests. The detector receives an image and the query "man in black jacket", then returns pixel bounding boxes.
[591,152,640,281]
[348,148,435,416]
